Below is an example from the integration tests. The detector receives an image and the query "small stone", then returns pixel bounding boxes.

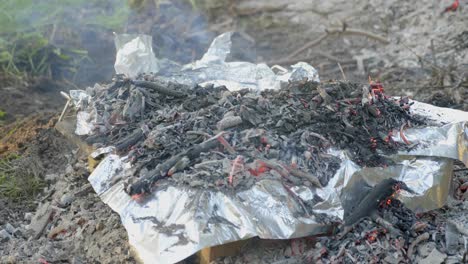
[462,200,468,209]
[445,256,462,264]
[4,223,15,234]
[80,200,93,210]
[356,244,366,251]
[44,173,58,182]
[0,229,12,241]
[417,242,436,258]
[419,248,447,264]
[65,164,74,175]
[59,193,74,207]
[411,222,428,232]
[114,246,122,254]
[12,228,22,237]
[383,255,399,264]
[72,256,84,264]
[24,212,33,221]
[29,202,53,239]
[95,221,105,231]
[1,256,16,264]
[47,225,67,239]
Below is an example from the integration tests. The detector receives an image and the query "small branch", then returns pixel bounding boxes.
[267,53,354,66]
[283,27,389,62]
[371,214,401,236]
[326,27,390,44]
[285,33,329,60]
[132,80,187,98]
[338,63,347,80]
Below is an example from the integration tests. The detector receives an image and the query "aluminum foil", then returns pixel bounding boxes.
[114,34,159,78]
[112,32,317,92]
[79,33,468,263]
[86,105,468,264]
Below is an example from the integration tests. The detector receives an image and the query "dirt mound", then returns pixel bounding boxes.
[0,78,67,125]
[0,116,136,263]
[0,113,57,157]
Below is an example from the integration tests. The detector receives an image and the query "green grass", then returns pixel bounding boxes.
[0,0,130,84]
[0,154,45,201]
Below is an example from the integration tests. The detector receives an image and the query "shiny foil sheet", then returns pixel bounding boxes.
[87,103,468,263]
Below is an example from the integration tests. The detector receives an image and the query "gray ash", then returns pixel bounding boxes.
[81,75,426,199]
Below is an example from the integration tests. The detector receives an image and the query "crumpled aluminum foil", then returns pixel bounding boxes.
[113,32,317,91]
[88,105,468,263]
[114,34,159,78]
[77,33,468,263]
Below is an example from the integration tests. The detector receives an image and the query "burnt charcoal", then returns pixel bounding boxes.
[344,178,413,226]
[82,75,427,204]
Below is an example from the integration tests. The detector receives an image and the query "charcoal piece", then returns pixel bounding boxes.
[288,168,322,188]
[128,136,221,196]
[123,88,144,121]
[115,129,144,152]
[344,178,414,226]
[83,75,428,204]
[217,116,243,130]
[240,105,262,126]
[132,80,188,98]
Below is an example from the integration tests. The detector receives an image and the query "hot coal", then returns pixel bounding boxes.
[344,178,414,226]
[80,75,426,200]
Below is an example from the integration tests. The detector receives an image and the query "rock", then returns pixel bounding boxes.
[418,249,447,264]
[417,242,436,258]
[384,254,399,264]
[59,193,74,207]
[24,212,33,221]
[95,221,105,231]
[79,200,93,210]
[445,256,462,264]
[29,202,53,239]
[462,201,468,210]
[412,222,428,232]
[72,256,84,264]
[0,255,16,264]
[47,225,67,240]
[44,173,59,181]
[12,228,22,238]
[65,164,74,175]
[4,223,15,234]
[0,229,12,242]
[446,221,460,255]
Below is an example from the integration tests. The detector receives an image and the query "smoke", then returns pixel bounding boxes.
[0,0,217,87]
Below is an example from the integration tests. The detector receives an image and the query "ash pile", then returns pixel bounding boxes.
[67,33,468,263]
[87,77,423,199]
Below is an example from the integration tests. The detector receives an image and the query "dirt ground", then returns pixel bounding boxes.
[0,0,467,263]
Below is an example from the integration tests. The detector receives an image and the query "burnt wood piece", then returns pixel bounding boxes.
[127,137,220,196]
[344,178,413,226]
[132,80,188,98]
[115,129,144,151]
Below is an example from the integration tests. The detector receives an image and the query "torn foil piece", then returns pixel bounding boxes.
[113,32,319,91]
[90,146,116,159]
[114,34,159,78]
[69,90,90,110]
[88,103,468,263]
[276,62,321,83]
[75,111,94,136]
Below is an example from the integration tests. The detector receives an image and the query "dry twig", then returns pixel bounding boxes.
[284,27,389,61]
